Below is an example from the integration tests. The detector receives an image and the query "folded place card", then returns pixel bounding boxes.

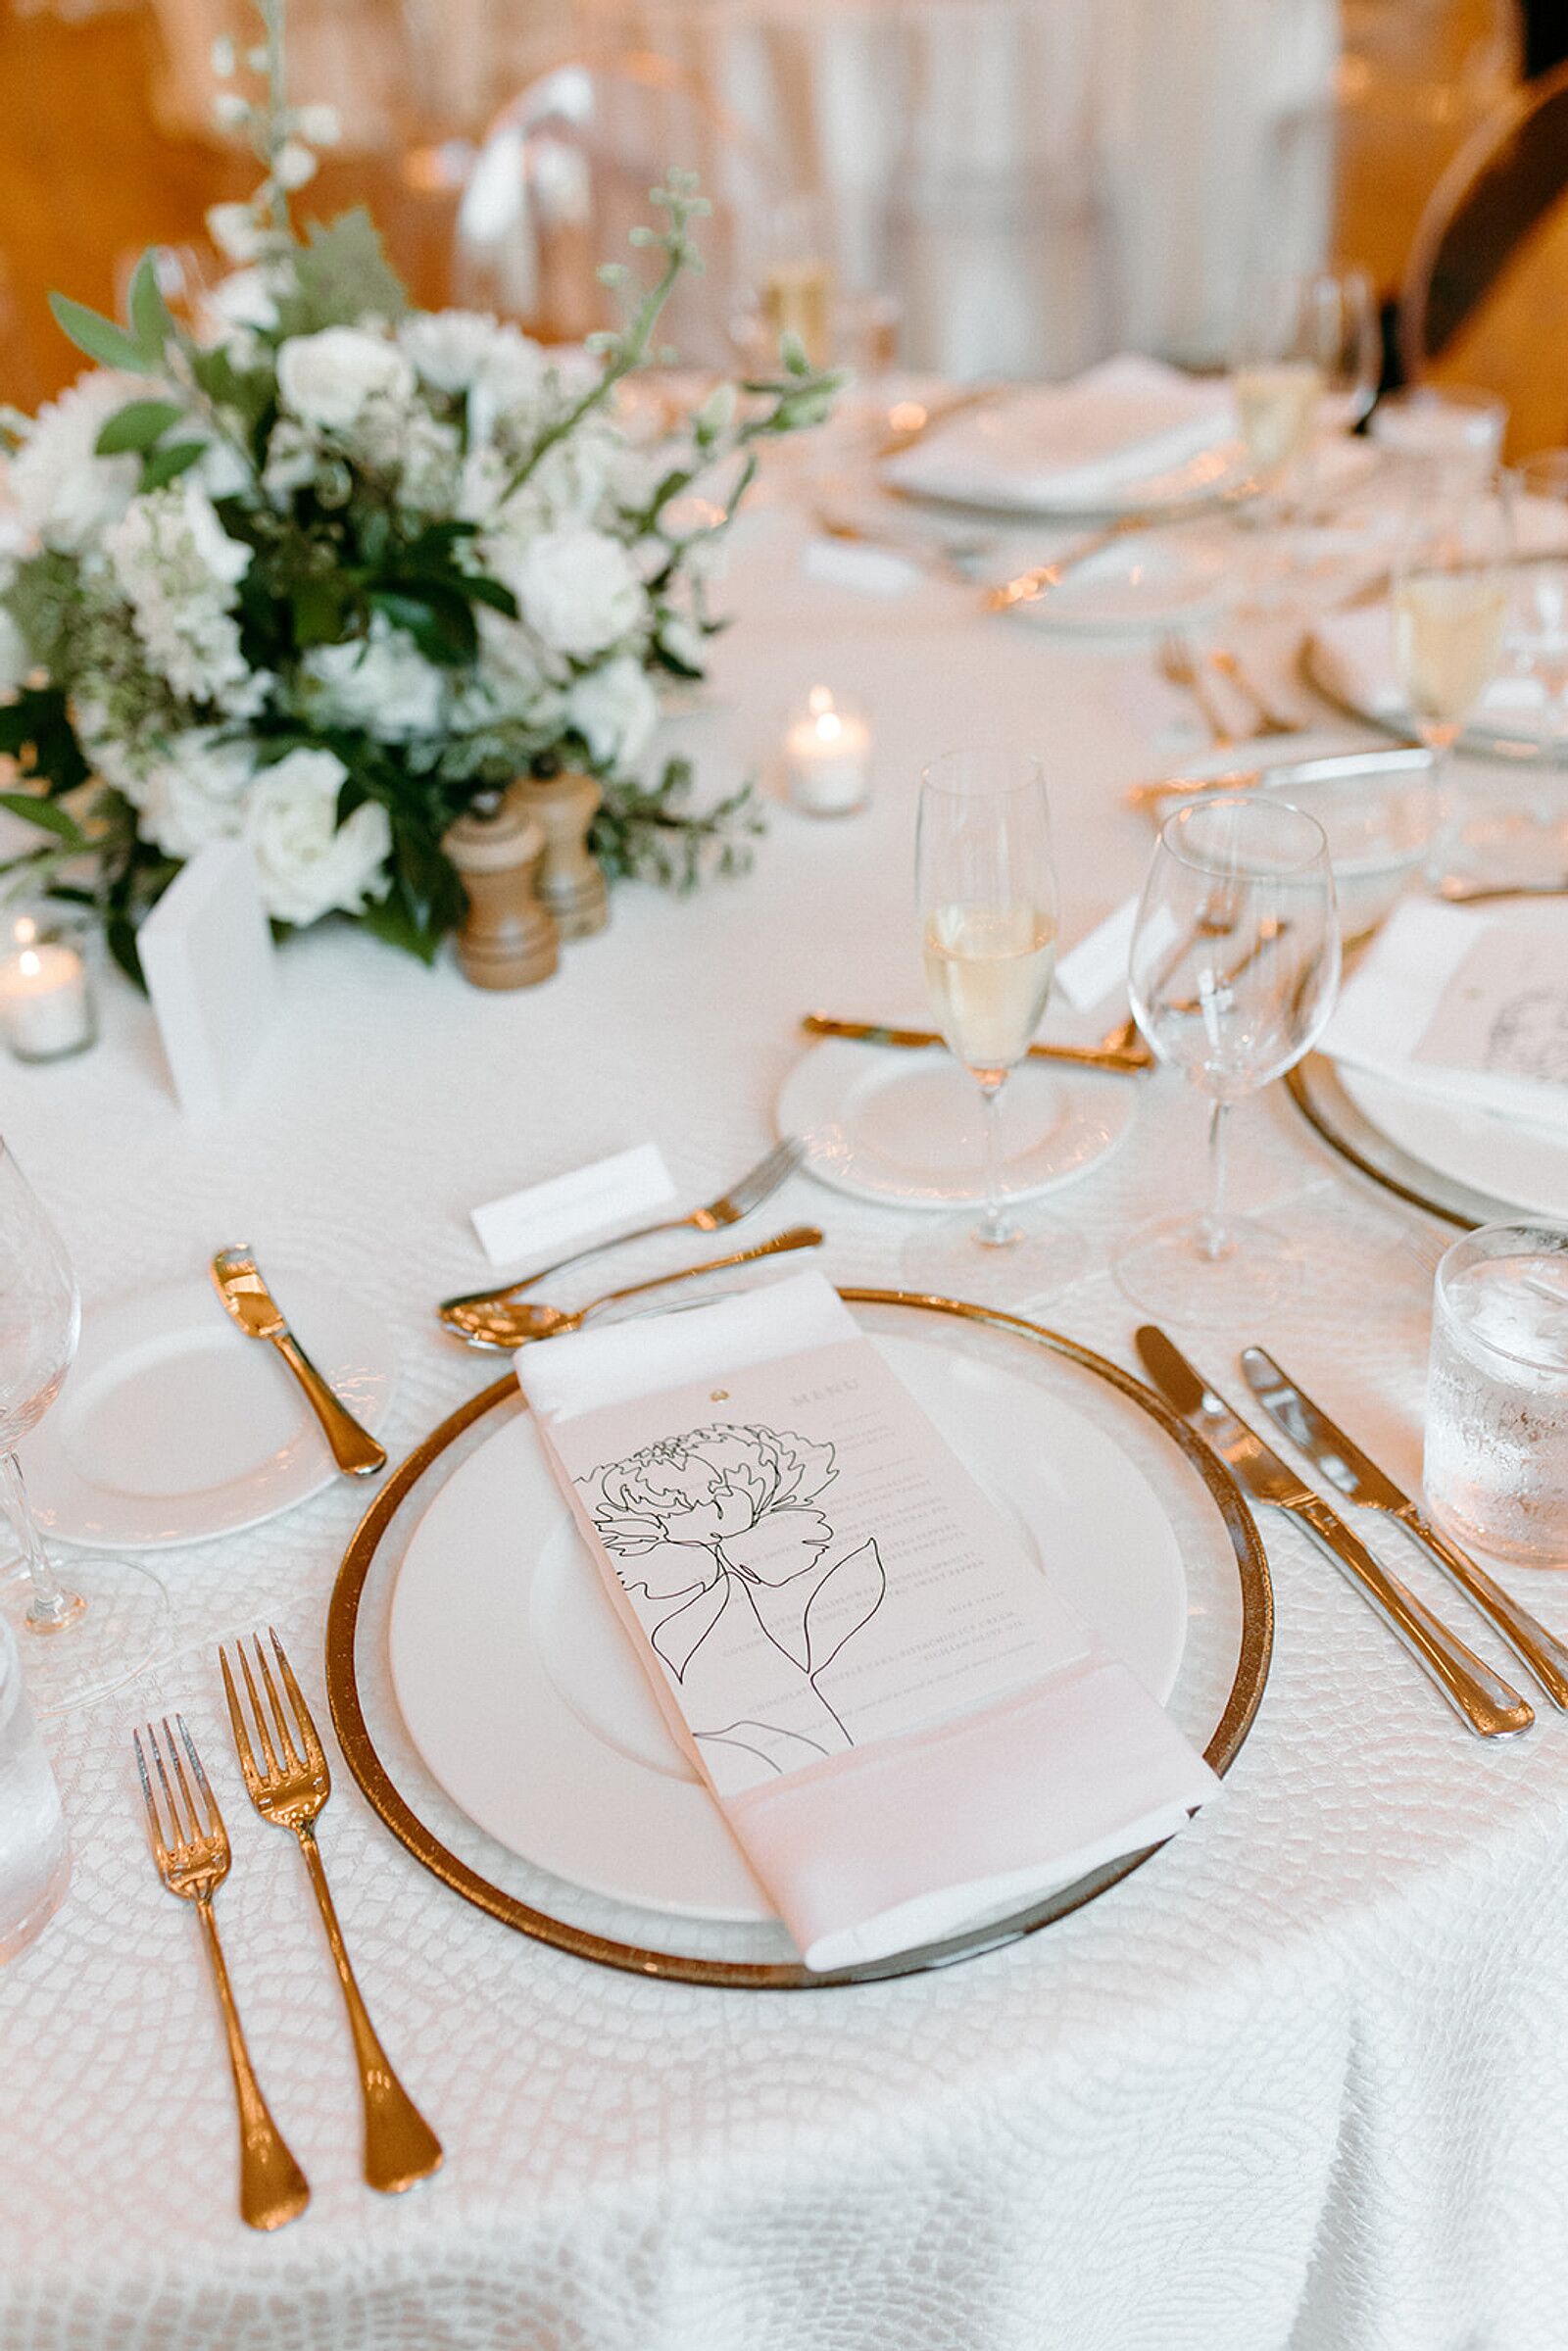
[1323,900,1568,1137]
[136,841,279,1118]
[1055,896,1138,1011]
[471,1144,677,1268]
[515,1270,1218,1972]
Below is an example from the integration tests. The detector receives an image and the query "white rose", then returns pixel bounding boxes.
[243,748,391,926]
[203,268,280,335]
[566,656,659,768]
[502,526,643,661]
[300,615,445,741]
[130,729,253,857]
[276,327,416,434]
[466,331,549,446]
[10,371,146,554]
[399,311,530,399]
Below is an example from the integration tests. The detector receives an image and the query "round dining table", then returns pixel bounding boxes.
[4,444,1568,2351]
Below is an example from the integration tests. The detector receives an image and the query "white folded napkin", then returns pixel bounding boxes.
[883,356,1234,514]
[1323,899,1568,1136]
[515,1270,1218,1973]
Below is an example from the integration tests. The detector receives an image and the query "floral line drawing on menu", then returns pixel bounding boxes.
[1484,987,1568,1087]
[579,1423,887,1777]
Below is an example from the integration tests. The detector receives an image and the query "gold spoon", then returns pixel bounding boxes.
[440,1226,824,1352]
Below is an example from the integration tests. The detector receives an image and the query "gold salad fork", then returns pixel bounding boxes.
[220,1631,443,2195]
[440,1135,806,1317]
[133,1714,311,2231]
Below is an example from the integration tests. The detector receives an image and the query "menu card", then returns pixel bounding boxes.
[1324,901,1568,1136]
[516,1272,1218,1972]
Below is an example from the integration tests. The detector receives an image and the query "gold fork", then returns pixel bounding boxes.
[133,1714,310,2232]
[220,1631,443,2196]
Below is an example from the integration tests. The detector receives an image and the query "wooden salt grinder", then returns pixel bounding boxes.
[443,797,559,990]
[519,769,610,941]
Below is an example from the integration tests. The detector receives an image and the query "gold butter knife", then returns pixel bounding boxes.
[211,1246,387,1478]
[802,1013,1152,1074]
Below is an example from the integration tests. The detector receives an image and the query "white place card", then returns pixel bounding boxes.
[800,536,919,598]
[470,1143,677,1268]
[136,841,278,1118]
[1055,895,1138,1010]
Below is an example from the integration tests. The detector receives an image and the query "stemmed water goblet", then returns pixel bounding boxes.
[0,1142,167,1715]
[1114,796,1341,1326]
[901,746,1073,1304]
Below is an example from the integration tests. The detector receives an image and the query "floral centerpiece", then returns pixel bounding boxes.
[0,3,840,973]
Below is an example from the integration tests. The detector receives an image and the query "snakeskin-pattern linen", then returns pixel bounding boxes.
[3,493,1565,2349]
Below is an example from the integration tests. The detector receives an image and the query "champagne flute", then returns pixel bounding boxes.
[1232,269,1378,526]
[903,747,1072,1303]
[0,1144,167,1716]
[1393,475,1513,759]
[1115,797,1341,1325]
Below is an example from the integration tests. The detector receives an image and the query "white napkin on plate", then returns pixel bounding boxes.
[1323,899,1568,1136]
[516,1271,1218,1973]
[883,355,1235,514]
[1312,603,1553,733]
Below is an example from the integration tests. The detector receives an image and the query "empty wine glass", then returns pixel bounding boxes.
[902,747,1075,1303]
[1115,797,1341,1324]
[0,1144,167,1715]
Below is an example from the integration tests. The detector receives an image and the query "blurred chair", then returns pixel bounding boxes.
[1398,61,1568,455]
[1335,0,1522,294]
[453,54,785,360]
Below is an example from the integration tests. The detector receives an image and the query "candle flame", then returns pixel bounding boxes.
[19,948,40,979]
[815,710,844,744]
[14,916,36,949]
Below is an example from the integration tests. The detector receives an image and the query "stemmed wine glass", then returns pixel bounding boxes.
[0,1143,167,1715]
[902,746,1072,1303]
[1232,267,1380,516]
[1392,470,1513,882]
[1115,797,1341,1325]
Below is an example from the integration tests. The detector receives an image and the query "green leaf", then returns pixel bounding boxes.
[0,685,91,793]
[291,577,351,647]
[47,293,152,375]
[293,208,410,331]
[458,573,518,618]
[368,585,476,664]
[95,398,184,456]
[105,907,145,990]
[0,792,86,848]
[126,251,175,365]
[139,440,207,492]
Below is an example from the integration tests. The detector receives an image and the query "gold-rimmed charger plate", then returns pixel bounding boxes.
[324,1290,1272,1989]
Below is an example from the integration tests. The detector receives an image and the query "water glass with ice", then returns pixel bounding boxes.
[1424,1222,1568,1566]
[0,1610,70,1962]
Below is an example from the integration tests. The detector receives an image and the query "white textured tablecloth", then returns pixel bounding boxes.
[6,475,1568,2349]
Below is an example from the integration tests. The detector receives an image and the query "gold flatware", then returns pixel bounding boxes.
[875,380,1005,461]
[985,513,1152,612]
[211,1247,386,1479]
[220,1630,442,2194]
[1206,647,1299,737]
[1436,875,1568,904]
[811,508,994,585]
[442,1224,825,1351]
[133,1713,311,2231]
[440,1136,806,1317]
[1240,1347,1568,1709]
[1162,913,1290,1017]
[1135,1325,1533,1739]
[801,1012,1152,1074]
[1124,745,1433,816]
[1158,634,1237,747]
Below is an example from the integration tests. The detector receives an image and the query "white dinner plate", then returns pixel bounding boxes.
[1337,1064,1568,1223]
[997,524,1234,636]
[387,1332,1190,1924]
[23,1276,399,1549]
[777,1039,1137,1210]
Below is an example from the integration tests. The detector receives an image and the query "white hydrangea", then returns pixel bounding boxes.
[566,656,659,768]
[498,525,643,661]
[277,328,416,435]
[10,371,145,555]
[122,728,254,857]
[464,608,562,728]
[299,615,446,741]
[103,484,257,712]
[243,748,392,925]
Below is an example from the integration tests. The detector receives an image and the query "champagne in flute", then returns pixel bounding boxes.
[1234,361,1323,479]
[922,902,1056,1075]
[1393,570,1510,735]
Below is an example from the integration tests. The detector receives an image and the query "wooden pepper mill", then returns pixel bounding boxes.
[443,795,559,990]
[518,768,610,941]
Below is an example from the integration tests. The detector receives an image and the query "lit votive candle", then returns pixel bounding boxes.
[0,916,96,1064]
[785,687,872,816]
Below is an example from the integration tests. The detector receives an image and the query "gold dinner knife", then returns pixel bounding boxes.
[1240,1346,1568,1710]
[211,1247,387,1478]
[1134,1325,1533,1739]
[802,1014,1153,1073]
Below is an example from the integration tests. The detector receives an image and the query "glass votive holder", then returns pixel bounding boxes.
[0,909,98,1065]
[783,687,872,817]
[1423,1221,1568,1565]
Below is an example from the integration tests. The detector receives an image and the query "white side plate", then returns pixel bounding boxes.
[23,1277,398,1549]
